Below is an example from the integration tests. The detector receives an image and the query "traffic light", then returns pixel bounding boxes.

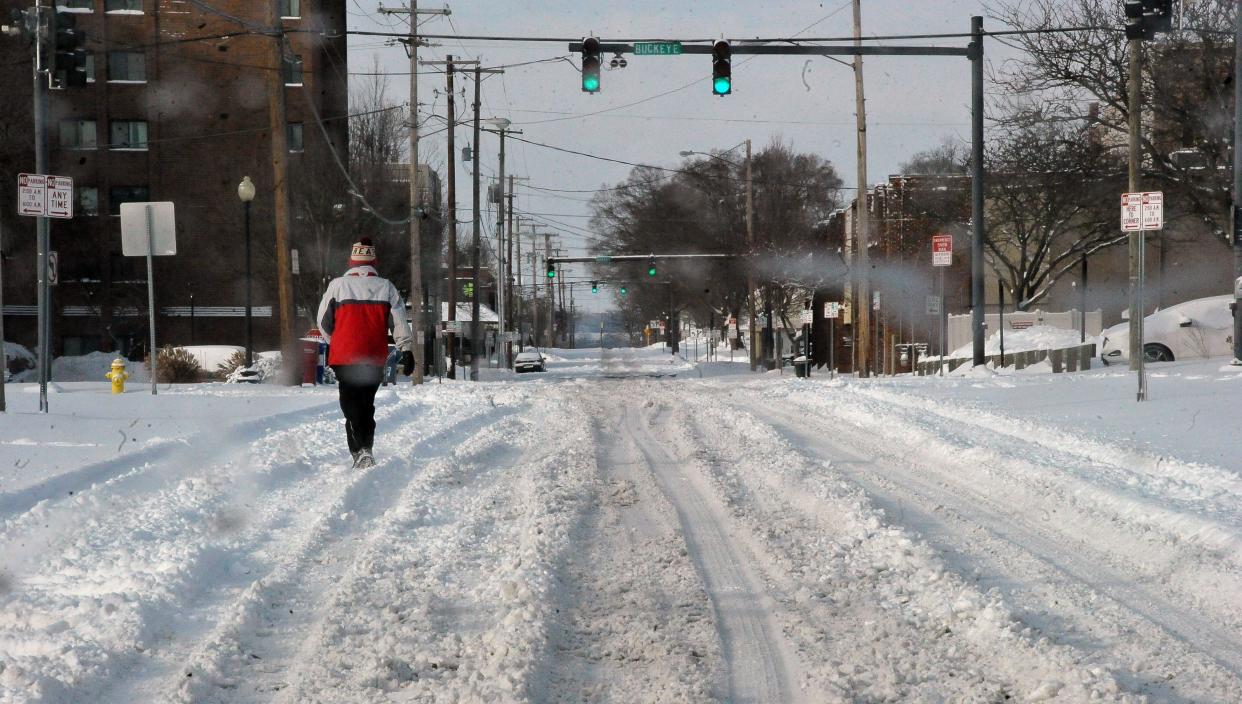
[647,257,657,277]
[546,261,556,279]
[581,37,601,93]
[1125,0,1174,41]
[619,285,628,295]
[712,40,731,96]
[51,10,89,88]
[591,281,599,293]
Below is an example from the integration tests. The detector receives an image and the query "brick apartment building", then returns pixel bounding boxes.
[0,0,349,360]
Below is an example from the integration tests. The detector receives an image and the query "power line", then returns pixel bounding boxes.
[342,25,1120,43]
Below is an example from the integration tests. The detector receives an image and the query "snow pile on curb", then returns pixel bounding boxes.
[950,324,1089,358]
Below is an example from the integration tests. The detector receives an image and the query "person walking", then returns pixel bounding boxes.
[317,237,415,468]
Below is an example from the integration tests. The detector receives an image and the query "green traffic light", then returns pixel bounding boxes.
[713,77,731,95]
[648,267,657,277]
[591,282,599,293]
[620,286,627,295]
[583,75,600,92]
[547,268,556,279]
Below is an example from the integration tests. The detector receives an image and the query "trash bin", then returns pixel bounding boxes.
[793,356,810,378]
[300,338,320,385]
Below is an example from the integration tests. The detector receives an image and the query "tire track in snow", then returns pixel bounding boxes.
[749,395,1242,701]
[622,398,804,704]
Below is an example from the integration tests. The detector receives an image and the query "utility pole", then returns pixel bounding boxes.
[851,0,871,378]
[264,1,297,384]
[470,64,482,381]
[544,233,554,347]
[1126,31,1146,399]
[1232,1,1242,366]
[507,176,516,353]
[745,138,757,372]
[970,16,986,369]
[381,3,449,384]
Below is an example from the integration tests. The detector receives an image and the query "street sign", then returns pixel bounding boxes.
[18,173,74,219]
[800,308,812,325]
[634,41,682,56]
[932,233,953,267]
[444,321,463,334]
[1122,191,1163,231]
[291,248,300,275]
[872,291,881,311]
[926,295,942,315]
[824,301,840,319]
[120,202,178,256]
[48,251,58,286]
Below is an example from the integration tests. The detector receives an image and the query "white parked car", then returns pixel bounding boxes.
[1100,294,1235,365]
[514,350,546,373]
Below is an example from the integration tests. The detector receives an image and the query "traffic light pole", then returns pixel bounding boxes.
[1233,3,1242,366]
[34,1,50,412]
[745,139,756,371]
[1127,35,1146,400]
[568,24,987,368]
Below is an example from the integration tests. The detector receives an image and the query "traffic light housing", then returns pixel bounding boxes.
[619,285,627,295]
[647,258,657,277]
[51,10,89,88]
[581,37,601,93]
[546,261,556,279]
[591,281,599,293]
[712,40,731,96]
[1125,0,1174,41]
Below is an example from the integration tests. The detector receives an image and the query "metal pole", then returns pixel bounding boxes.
[544,234,553,347]
[507,174,515,357]
[244,200,253,368]
[829,316,835,379]
[939,267,947,376]
[970,15,986,368]
[745,138,757,372]
[445,56,457,378]
[0,212,7,412]
[1127,34,1146,400]
[189,293,195,345]
[852,0,871,378]
[1232,1,1242,365]
[470,65,482,381]
[998,281,1005,368]
[406,2,426,384]
[1080,255,1088,344]
[145,204,158,395]
[34,1,49,412]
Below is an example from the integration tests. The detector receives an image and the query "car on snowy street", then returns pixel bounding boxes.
[514,350,546,373]
[1099,294,1235,365]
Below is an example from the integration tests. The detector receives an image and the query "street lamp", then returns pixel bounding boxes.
[237,176,256,368]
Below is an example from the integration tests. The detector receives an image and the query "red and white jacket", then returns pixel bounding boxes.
[316,266,412,366]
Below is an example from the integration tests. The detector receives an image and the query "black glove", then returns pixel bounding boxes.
[400,350,415,376]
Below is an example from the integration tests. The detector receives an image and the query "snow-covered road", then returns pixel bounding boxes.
[2,346,1241,702]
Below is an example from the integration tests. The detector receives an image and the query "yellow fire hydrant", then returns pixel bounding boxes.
[105,358,130,394]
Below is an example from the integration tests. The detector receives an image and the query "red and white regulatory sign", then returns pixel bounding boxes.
[932,233,953,267]
[18,173,74,219]
[1121,191,1163,232]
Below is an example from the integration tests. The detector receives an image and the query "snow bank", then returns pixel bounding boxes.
[950,324,1087,359]
[14,351,152,384]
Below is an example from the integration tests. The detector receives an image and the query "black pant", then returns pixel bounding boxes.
[332,365,383,454]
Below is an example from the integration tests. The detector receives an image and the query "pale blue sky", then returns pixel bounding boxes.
[346,0,1017,307]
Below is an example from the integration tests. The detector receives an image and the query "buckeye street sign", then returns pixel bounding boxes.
[824,301,840,319]
[1121,191,1163,231]
[932,233,953,267]
[18,173,74,219]
[634,41,682,56]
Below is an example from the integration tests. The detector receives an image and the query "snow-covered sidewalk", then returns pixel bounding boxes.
[1,349,1240,702]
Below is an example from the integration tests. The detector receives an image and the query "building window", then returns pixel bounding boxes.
[109,120,148,150]
[78,186,99,216]
[84,53,96,82]
[109,185,149,215]
[105,0,141,12]
[287,123,304,152]
[280,0,300,18]
[59,119,97,149]
[283,54,303,86]
[107,51,145,82]
[56,0,93,12]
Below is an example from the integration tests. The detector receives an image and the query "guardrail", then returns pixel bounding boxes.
[916,343,1097,376]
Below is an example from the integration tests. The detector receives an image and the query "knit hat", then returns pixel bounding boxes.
[349,237,377,266]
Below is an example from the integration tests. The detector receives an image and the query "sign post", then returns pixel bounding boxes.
[824,301,840,378]
[121,202,177,395]
[932,233,953,376]
[17,173,74,412]
[1121,191,1163,401]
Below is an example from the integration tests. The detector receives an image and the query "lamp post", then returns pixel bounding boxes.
[238,176,256,368]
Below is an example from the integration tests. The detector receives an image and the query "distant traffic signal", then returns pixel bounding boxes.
[591,281,599,293]
[712,40,731,96]
[51,10,89,88]
[619,285,628,295]
[581,37,601,93]
[546,262,556,279]
[647,258,657,277]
